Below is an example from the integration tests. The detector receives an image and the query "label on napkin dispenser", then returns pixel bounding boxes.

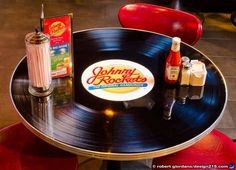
[81,59,155,101]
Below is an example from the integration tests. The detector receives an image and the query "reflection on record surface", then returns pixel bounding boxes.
[10,28,227,159]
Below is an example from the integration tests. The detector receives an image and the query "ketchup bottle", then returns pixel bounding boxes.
[164,37,181,84]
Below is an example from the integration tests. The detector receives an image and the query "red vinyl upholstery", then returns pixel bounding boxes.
[152,130,236,170]
[118,3,203,45]
[0,123,78,170]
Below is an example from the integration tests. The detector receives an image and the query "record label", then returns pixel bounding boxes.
[81,59,155,101]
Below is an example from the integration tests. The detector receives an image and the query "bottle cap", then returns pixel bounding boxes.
[181,56,190,63]
[25,29,49,44]
[171,37,181,52]
[182,61,191,69]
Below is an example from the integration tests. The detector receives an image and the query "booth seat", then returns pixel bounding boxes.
[0,123,78,170]
[152,129,236,170]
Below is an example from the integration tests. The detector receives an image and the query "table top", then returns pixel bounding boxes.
[10,28,227,160]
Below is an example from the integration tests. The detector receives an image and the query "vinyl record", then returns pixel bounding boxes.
[10,28,227,160]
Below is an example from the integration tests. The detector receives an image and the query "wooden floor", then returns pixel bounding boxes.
[195,13,236,140]
[0,1,235,169]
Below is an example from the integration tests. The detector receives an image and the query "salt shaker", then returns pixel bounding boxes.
[179,61,191,86]
[25,29,53,97]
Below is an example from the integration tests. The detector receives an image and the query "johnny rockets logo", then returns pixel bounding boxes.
[81,60,155,101]
[49,21,66,37]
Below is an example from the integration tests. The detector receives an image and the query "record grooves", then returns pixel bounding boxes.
[10,28,227,160]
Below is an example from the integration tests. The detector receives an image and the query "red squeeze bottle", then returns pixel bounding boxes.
[164,37,181,84]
